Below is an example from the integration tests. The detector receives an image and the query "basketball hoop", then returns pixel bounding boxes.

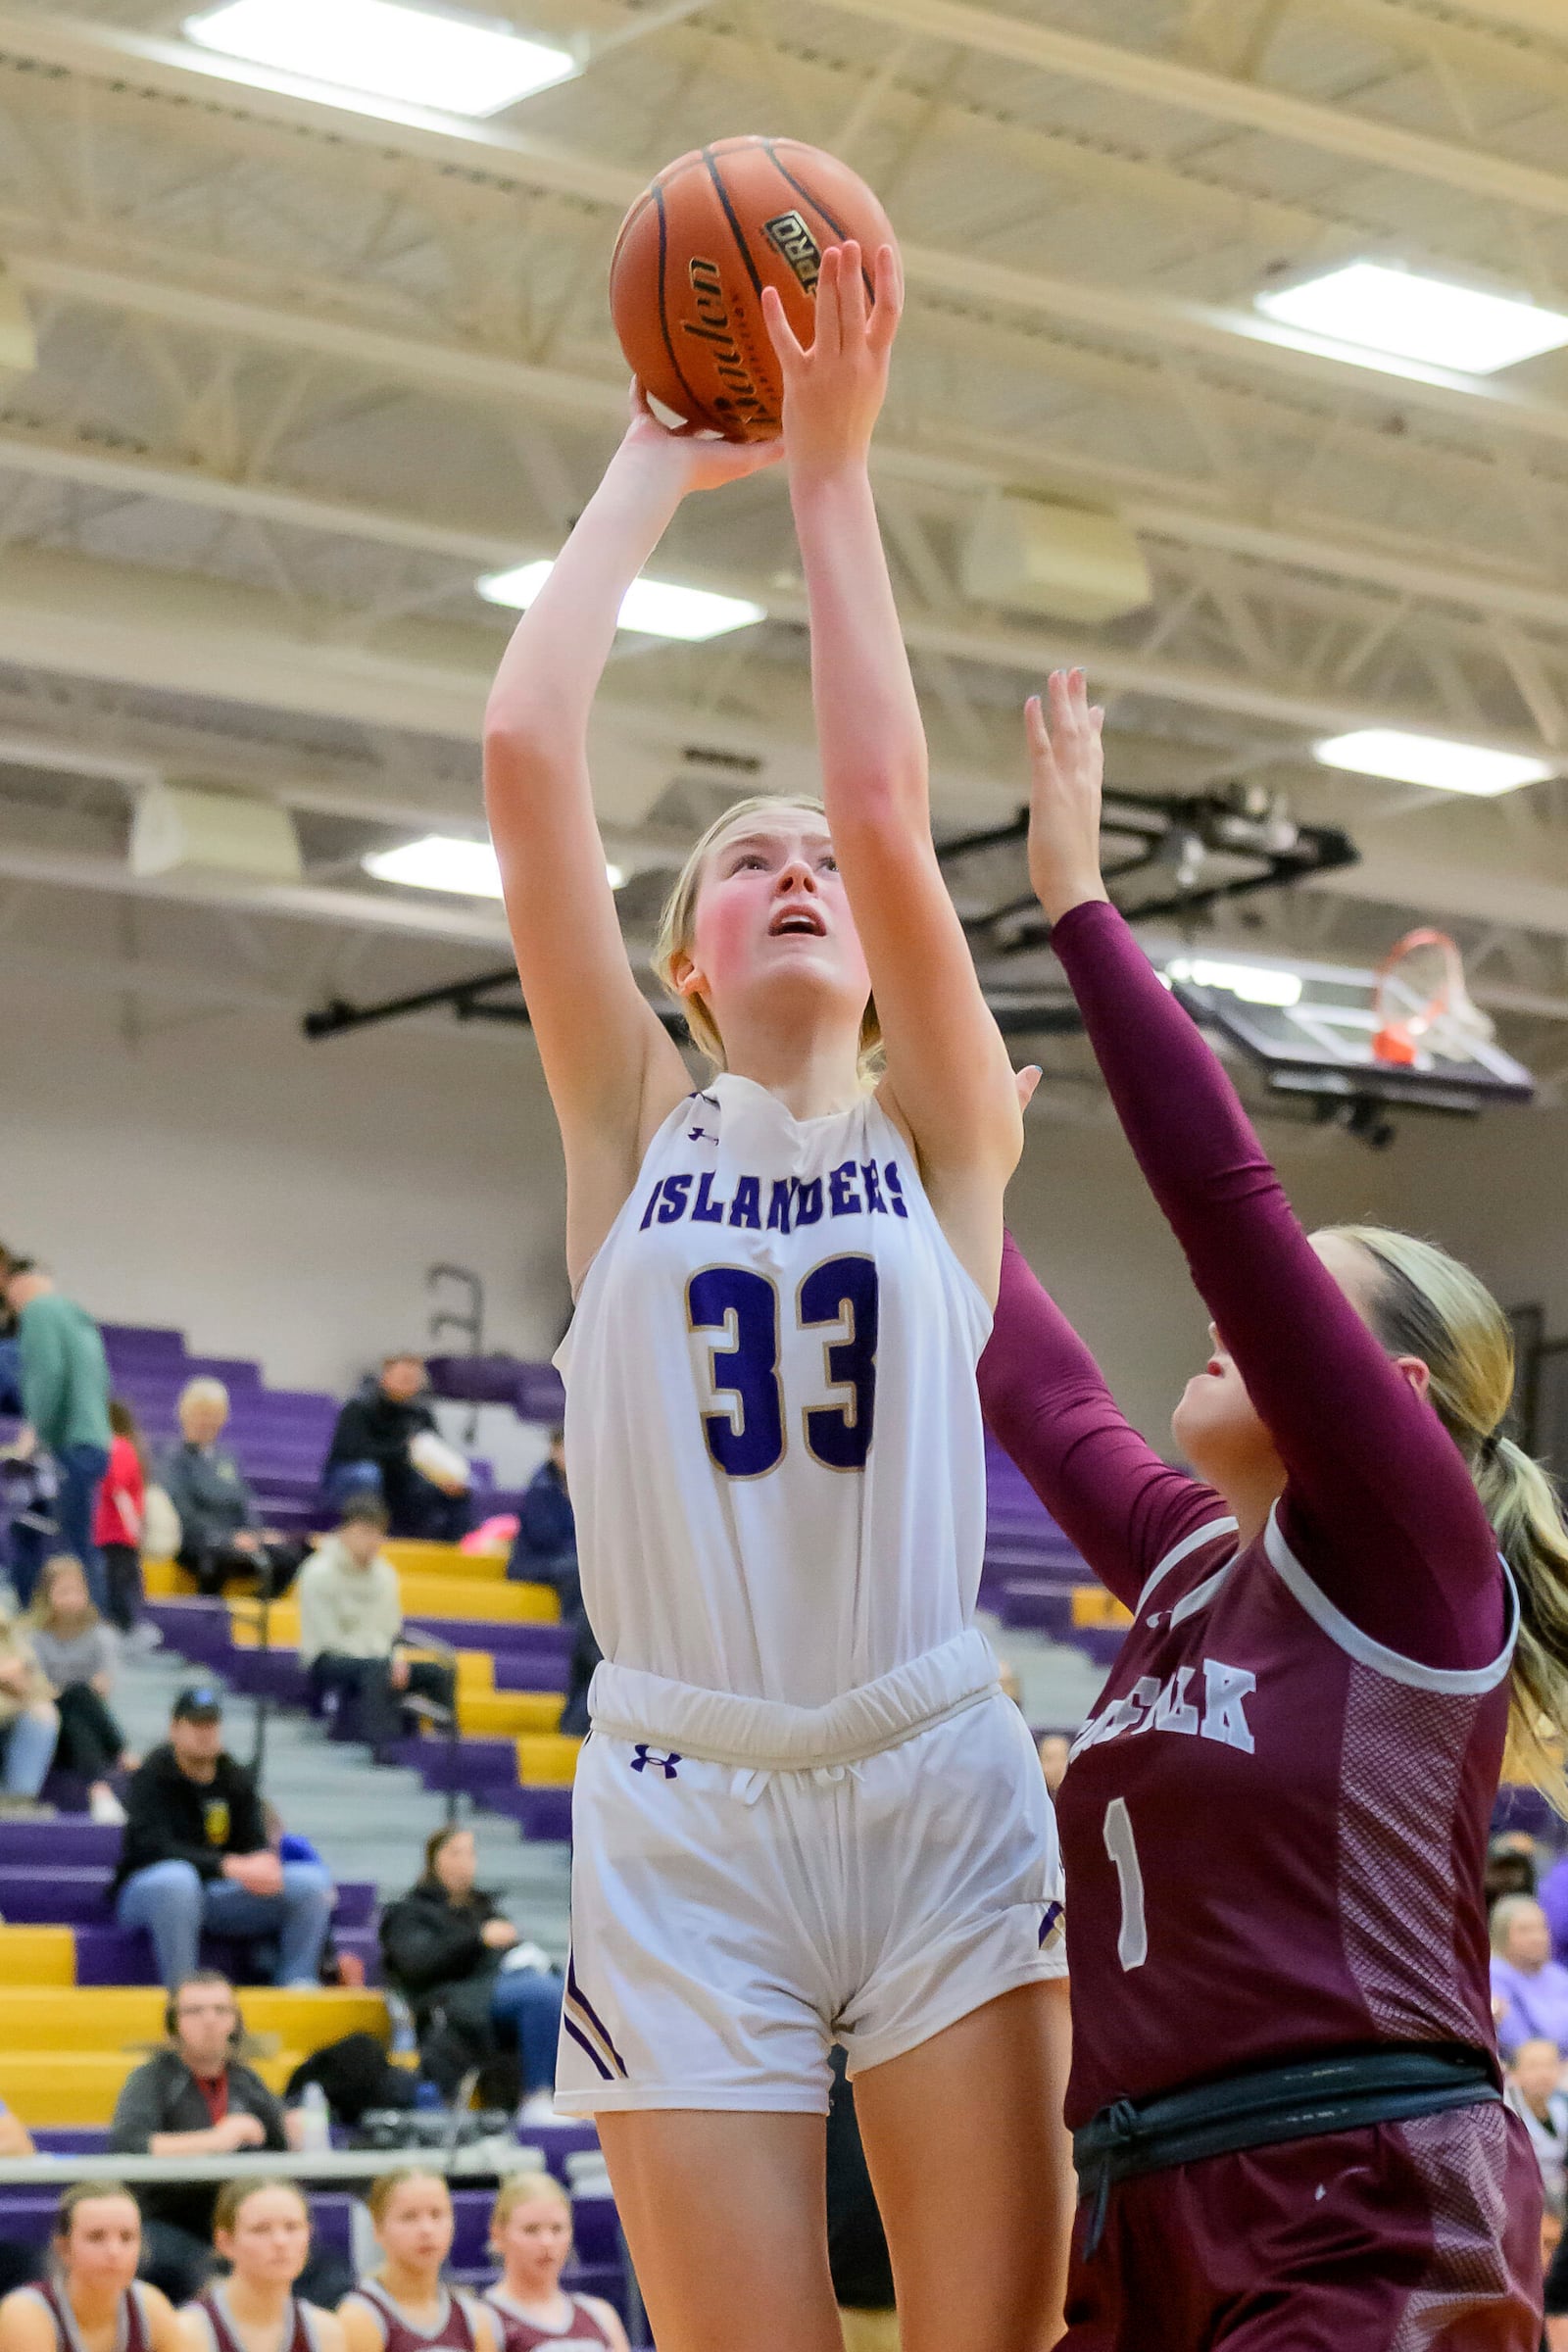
[1372,928,1494,1068]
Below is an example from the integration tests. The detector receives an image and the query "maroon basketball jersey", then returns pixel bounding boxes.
[346,2281,479,2352]
[28,2281,152,2352]
[482,2288,612,2350]
[1055,1506,1517,2132]
[193,2285,319,2352]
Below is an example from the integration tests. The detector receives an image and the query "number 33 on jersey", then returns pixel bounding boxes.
[557,1074,997,1705]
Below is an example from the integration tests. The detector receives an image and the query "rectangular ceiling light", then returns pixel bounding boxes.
[364,835,622,896]
[1314,728,1553,798]
[478,558,765,641]
[1165,956,1302,1008]
[1256,260,1568,376]
[184,0,576,117]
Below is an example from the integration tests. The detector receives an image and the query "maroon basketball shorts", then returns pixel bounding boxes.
[1061,2101,1543,2350]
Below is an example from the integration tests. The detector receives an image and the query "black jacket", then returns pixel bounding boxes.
[109,2048,287,2238]
[325,1382,438,1479]
[112,1743,268,1892]
[379,1876,507,2017]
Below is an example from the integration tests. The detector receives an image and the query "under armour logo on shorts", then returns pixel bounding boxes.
[630,1744,682,1779]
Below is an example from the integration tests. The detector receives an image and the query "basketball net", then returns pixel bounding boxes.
[1372,927,1494,1068]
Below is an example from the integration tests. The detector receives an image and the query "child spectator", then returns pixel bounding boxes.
[26,1553,135,1823]
[0,1598,58,1816]
[94,1402,148,1638]
[295,1501,454,1754]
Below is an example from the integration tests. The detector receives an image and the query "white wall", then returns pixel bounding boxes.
[7,979,1558,1460]
[0,979,572,1409]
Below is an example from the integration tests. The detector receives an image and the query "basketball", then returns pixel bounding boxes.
[609,136,898,441]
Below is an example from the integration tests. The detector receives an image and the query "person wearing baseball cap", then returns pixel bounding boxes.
[110,1685,333,1988]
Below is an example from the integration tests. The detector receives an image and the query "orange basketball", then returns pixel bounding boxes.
[609,137,898,442]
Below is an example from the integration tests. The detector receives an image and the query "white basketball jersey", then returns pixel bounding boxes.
[557,1074,992,1707]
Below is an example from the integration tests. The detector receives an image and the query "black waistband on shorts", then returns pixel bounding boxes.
[1073,2042,1500,2258]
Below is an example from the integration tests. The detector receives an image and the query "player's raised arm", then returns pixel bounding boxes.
[762,245,1021,1296]
[482,400,782,1282]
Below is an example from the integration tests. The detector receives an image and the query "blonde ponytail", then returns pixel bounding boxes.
[1329,1225,1568,1814]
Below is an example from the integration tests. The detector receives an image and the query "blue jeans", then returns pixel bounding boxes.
[0,1702,59,1796]
[490,1966,563,2094]
[116,1856,335,1987]
[56,1442,110,1611]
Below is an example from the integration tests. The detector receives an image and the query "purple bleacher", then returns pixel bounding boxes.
[426,1354,564,1424]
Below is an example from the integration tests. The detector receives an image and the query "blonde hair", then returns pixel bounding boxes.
[1490,1891,1547,1956]
[1330,1225,1568,1812]
[652,794,880,1073]
[488,2172,570,2247]
[213,2176,308,2241]
[366,2168,449,2227]
[25,1553,100,1635]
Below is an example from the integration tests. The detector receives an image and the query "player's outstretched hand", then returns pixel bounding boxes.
[760,241,902,473]
[620,381,786,495]
[1025,667,1109,928]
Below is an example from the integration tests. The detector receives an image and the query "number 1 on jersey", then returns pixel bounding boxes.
[1102,1796,1149,1972]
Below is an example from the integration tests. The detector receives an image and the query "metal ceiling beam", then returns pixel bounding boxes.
[816,0,1568,216]
[10,17,1568,442]
[0,536,1554,774]
[14,0,1568,224]
[15,411,1568,648]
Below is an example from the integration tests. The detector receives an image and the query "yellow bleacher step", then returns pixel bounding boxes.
[514,1733,583,1786]
[1072,1586,1133,1628]
[0,1927,75,1985]
[459,1690,564,1738]
[0,2051,301,2129]
[0,1986,388,2053]
[397,1574,557,1624]
[385,1541,509,1582]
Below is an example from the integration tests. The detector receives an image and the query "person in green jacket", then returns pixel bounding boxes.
[4,1260,111,1609]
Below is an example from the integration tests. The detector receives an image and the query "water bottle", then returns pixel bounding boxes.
[298,2082,331,2153]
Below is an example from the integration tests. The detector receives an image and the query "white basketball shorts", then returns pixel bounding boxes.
[555,1630,1066,2115]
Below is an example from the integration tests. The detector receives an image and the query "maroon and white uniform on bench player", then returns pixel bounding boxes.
[340,2283,480,2352]
[981,901,1543,2349]
[188,2288,323,2352]
[22,2282,155,2352]
[482,2288,613,2350]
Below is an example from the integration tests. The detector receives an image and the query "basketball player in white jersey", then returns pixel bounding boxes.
[483,243,1070,2352]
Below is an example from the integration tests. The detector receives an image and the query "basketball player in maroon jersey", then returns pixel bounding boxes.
[0,2186,182,2352]
[980,668,1565,2346]
[338,2176,497,2352]
[183,2180,344,2352]
[483,2178,628,2352]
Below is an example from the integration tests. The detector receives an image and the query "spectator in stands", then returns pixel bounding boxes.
[323,1356,470,1544]
[0,2098,36,2298]
[0,1438,57,1612]
[0,1598,58,1816]
[0,2183,182,2352]
[1487,1830,1540,1913]
[0,1244,19,1416]
[1506,2035,1568,2221]
[484,2174,630,2352]
[112,1685,334,1987]
[296,1499,456,1755]
[95,1400,148,1639]
[507,1432,576,1610]
[3,1261,111,1611]
[196,2177,349,2352]
[108,1971,296,2301]
[1037,1732,1071,1796]
[338,2173,499,2352]
[25,1553,135,1823]
[380,1825,563,2120]
[1492,1893,1568,2059]
[159,1380,306,1600]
